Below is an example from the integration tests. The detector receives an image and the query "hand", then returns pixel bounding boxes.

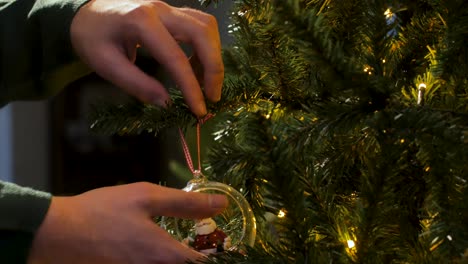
[27,182,228,264]
[70,0,224,117]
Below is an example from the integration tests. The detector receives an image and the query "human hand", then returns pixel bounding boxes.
[70,0,224,117]
[27,182,228,264]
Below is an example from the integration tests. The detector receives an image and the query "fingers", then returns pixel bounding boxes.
[134,183,228,219]
[190,54,205,88]
[141,2,223,113]
[176,8,224,102]
[71,0,224,116]
[82,42,172,106]
[148,225,206,263]
[137,12,207,116]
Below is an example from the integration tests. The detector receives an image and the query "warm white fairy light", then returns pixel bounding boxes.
[347,240,356,248]
[278,210,286,218]
[363,66,373,75]
[418,83,427,105]
[384,8,394,19]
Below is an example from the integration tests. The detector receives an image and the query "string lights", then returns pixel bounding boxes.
[347,240,356,249]
[278,209,286,218]
[418,83,427,105]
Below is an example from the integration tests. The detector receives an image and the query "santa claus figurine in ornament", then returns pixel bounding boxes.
[183,218,231,255]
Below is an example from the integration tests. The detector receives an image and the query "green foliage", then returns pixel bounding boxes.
[92,0,468,262]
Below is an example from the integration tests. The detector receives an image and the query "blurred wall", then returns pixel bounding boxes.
[0,102,51,191]
[0,105,13,182]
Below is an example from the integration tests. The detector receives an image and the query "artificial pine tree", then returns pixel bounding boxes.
[91,0,468,263]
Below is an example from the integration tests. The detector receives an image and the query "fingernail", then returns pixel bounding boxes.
[196,103,207,117]
[153,98,172,108]
[209,194,228,209]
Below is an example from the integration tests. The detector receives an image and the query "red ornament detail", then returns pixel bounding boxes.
[193,229,227,251]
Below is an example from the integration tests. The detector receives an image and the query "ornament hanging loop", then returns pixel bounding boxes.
[178,114,214,179]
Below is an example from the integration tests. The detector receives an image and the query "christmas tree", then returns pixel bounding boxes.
[91,0,468,263]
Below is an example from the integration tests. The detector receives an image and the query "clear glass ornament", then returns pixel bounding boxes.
[162,174,256,255]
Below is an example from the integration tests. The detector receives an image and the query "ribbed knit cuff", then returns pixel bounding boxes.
[0,181,52,232]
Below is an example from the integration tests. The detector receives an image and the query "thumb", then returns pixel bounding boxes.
[143,185,228,219]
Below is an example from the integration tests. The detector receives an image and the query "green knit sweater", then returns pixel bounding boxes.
[1,0,91,262]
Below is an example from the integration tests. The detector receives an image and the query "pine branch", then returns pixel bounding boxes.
[89,1,468,262]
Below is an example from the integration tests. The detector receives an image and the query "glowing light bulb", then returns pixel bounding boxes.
[278,210,286,218]
[347,240,356,248]
[363,65,373,75]
[418,83,427,105]
[384,8,393,19]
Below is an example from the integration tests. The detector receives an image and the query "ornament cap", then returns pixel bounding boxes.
[193,170,203,179]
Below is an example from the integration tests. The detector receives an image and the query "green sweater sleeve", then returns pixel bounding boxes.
[0,180,52,263]
[0,0,92,107]
[0,181,51,232]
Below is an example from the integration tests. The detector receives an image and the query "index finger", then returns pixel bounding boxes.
[178,8,224,102]
[138,8,207,116]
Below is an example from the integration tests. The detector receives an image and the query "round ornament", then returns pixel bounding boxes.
[162,174,256,255]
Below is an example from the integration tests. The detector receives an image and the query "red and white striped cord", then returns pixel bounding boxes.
[178,113,214,177]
